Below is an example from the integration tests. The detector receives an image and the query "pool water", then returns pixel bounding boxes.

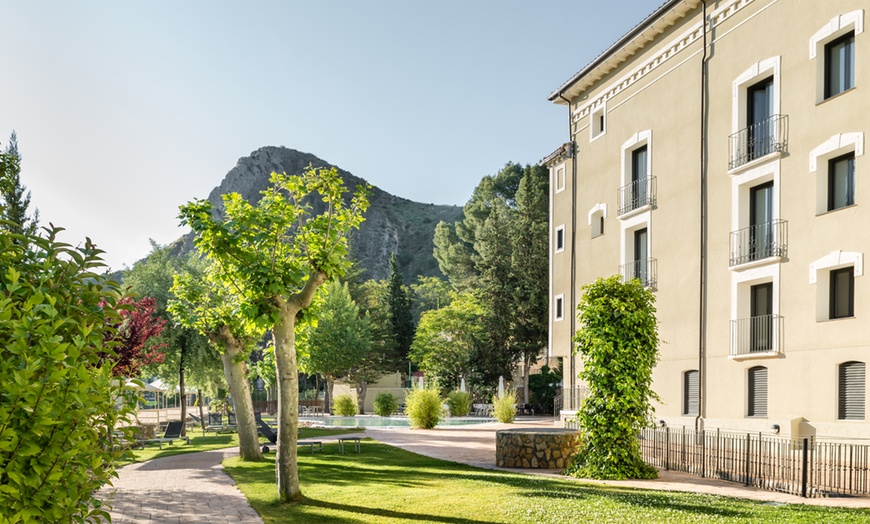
[300,416,495,428]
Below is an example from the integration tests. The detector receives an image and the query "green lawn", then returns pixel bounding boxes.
[223,439,870,524]
[117,428,359,465]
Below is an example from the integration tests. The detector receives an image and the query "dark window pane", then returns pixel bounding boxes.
[826,32,855,98]
[830,267,855,319]
[828,153,855,210]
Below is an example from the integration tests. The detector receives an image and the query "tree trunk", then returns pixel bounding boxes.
[197,389,206,433]
[523,357,531,404]
[273,306,301,502]
[179,337,187,437]
[355,381,368,415]
[217,330,262,461]
[324,375,334,415]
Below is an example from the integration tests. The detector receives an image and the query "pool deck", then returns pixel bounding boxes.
[366,417,870,509]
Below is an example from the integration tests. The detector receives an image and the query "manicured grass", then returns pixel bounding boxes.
[224,439,870,524]
[117,428,359,466]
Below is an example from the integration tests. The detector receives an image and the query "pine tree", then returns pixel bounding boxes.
[387,253,416,361]
[0,131,39,236]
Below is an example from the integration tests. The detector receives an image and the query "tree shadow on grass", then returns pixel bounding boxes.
[283,498,496,524]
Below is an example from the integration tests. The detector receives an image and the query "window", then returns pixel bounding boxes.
[555,166,566,193]
[830,267,855,319]
[825,32,855,99]
[750,283,773,352]
[554,295,564,322]
[619,131,654,216]
[683,370,699,416]
[839,361,866,421]
[828,153,855,211]
[811,10,863,103]
[555,225,565,253]
[810,133,863,214]
[747,366,768,417]
[588,203,607,238]
[590,104,606,141]
[730,58,781,170]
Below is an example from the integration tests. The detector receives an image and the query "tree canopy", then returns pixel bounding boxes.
[179,166,369,501]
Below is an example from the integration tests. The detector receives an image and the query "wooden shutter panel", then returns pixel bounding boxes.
[839,361,866,421]
[684,370,699,415]
[748,366,768,417]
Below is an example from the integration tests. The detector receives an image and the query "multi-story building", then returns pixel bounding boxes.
[545,0,867,440]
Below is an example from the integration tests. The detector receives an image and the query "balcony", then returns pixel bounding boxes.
[729,219,787,267]
[618,176,657,216]
[730,314,783,357]
[729,114,788,170]
[620,257,657,289]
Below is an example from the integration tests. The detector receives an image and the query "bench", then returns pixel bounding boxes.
[298,440,322,454]
[337,437,361,454]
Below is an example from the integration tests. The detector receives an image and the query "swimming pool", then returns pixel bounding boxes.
[300,416,495,428]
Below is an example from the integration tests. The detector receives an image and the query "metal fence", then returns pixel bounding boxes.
[729,219,788,266]
[729,114,788,169]
[640,426,870,498]
[618,176,657,215]
[730,313,783,356]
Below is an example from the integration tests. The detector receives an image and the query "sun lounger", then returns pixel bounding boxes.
[257,418,320,453]
[139,420,190,450]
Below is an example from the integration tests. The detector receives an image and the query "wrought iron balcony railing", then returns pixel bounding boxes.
[618,176,657,216]
[620,257,657,289]
[731,314,782,356]
[729,219,787,267]
[729,114,788,170]
[559,385,589,411]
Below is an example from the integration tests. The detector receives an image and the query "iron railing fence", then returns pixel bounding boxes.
[620,257,658,289]
[618,176,657,215]
[730,314,783,356]
[640,427,870,498]
[729,114,789,169]
[729,219,788,266]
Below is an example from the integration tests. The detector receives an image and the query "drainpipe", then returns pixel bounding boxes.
[558,93,577,409]
[696,0,708,434]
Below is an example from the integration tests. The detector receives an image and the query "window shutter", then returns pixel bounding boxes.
[839,361,866,421]
[684,370,699,415]
[748,366,768,417]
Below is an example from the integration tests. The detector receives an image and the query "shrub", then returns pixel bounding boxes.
[0,226,137,523]
[333,394,358,416]
[405,386,443,429]
[446,391,471,417]
[373,393,399,417]
[493,390,517,423]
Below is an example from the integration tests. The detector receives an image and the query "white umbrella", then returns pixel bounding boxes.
[498,376,505,398]
[418,376,425,389]
[460,377,466,393]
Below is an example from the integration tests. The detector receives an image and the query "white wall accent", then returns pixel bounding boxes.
[809,251,864,285]
[809,133,864,172]
[809,10,864,59]
[587,203,608,225]
[731,56,781,135]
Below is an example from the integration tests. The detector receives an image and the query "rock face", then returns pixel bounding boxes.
[495,428,581,469]
[176,146,463,282]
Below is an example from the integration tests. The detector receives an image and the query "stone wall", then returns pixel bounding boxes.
[495,428,580,469]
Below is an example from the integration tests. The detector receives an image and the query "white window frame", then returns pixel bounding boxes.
[809,133,863,214]
[730,57,782,174]
[554,294,565,322]
[809,251,864,321]
[590,101,606,142]
[620,211,652,288]
[555,165,566,194]
[730,263,781,359]
[554,224,566,254]
[730,161,782,270]
[619,130,653,219]
[588,203,607,238]
[810,10,863,103]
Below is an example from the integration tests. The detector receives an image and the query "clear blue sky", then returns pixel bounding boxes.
[2,1,660,270]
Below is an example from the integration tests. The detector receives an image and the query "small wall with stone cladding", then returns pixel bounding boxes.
[496,428,580,469]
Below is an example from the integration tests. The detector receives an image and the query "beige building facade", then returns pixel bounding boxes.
[546,0,868,440]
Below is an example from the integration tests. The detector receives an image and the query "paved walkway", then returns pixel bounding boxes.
[366,417,870,510]
[99,433,364,523]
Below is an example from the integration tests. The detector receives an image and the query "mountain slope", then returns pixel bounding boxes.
[177,146,461,282]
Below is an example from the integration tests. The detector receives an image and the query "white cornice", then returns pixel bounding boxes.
[565,0,757,124]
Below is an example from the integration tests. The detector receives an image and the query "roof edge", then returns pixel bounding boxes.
[548,0,689,103]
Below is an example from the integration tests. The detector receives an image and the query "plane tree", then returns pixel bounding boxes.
[179,166,369,501]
